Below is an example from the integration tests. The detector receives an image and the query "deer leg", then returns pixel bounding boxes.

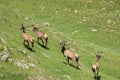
[44,40,47,48]
[92,67,96,78]
[43,39,46,47]
[66,57,69,65]
[76,57,79,68]
[45,37,48,47]
[24,40,29,46]
[28,41,31,48]
[29,42,33,51]
[96,68,99,78]
[37,37,39,43]
[32,39,34,47]
[95,70,98,79]
[23,40,26,45]
[67,58,69,64]
[41,38,44,46]
[73,59,78,69]
[43,38,46,48]
[24,39,28,45]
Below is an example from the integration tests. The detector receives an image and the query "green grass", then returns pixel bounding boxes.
[0,0,120,80]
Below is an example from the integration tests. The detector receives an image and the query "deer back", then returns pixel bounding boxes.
[93,61,99,69]
[38,31,48,39]
[64,50,78,59]
[23,33,34,42]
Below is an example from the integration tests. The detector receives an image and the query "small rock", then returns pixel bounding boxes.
[83,19,86,22]
[0,38,6,43]
[107,20,111,24]
[92,29,97,32]
[23,64,29,69]
[43,53,50,59]
[41,22,50,27]
[21,50,26,54]
[27,55,31,59]
[55,69,62,72]
[28,63,36,68]
[19,50,26,55]
[4,46,9,53]
[1,54,9,61]
[70,48,75,51]
[64,75,71,80]
[72,31,78,35]
[110,1,114,4]
[0,74,3,77]
[14,61,29,69]
[24,17,30,20]
[101,7,106,11]
[9,58,14,63]
[0,46,9,62]
[74,10,78,13]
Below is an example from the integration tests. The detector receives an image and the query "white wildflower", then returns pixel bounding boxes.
[24,17,29,20]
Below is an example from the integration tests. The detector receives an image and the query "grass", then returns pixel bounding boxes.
[0,0,120,80]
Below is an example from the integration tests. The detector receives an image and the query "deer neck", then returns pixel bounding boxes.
[22,30,26,33]
[95,57,100,63]
[35,30,39,33]
[61,46,66,53]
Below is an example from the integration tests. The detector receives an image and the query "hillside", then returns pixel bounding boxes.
[0,0,120,80]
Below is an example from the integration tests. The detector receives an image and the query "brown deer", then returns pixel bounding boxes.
[60,41,79,69]
[92,52,102,79]
[33,27,48,48]
[21,24,34,51]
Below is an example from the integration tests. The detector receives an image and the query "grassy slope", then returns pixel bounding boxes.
[0,0,120,80]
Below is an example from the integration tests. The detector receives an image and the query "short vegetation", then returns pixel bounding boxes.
[0,0,120,80]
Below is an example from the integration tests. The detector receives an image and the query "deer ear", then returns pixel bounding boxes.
[59,40,62,43]
[32,27,35,31]
[60,40,64,46]
[31,24,34,27]
[66,41,71,45]
[95,53,99,57]
[37,26,40,29]
[100,51,103,53]
[99,51,103,56]
[95,53,97,55]
[21,24,24,27]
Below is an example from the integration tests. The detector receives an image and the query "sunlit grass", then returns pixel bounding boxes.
[0,0,120,80]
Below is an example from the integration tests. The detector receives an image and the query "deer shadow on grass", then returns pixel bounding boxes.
[63,62,80,70]
[37,42,50,50]
[24,44,35,52]
[93,76,101,80]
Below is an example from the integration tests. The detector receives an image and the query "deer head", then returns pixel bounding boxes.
[95,51,103,60]
[60,40,70,46]
[20,24,26,32]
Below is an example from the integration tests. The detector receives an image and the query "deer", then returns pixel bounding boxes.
[60,41,79,69]
[33,26,48,48]
[20,24,34,51]
[92,52,102,79]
